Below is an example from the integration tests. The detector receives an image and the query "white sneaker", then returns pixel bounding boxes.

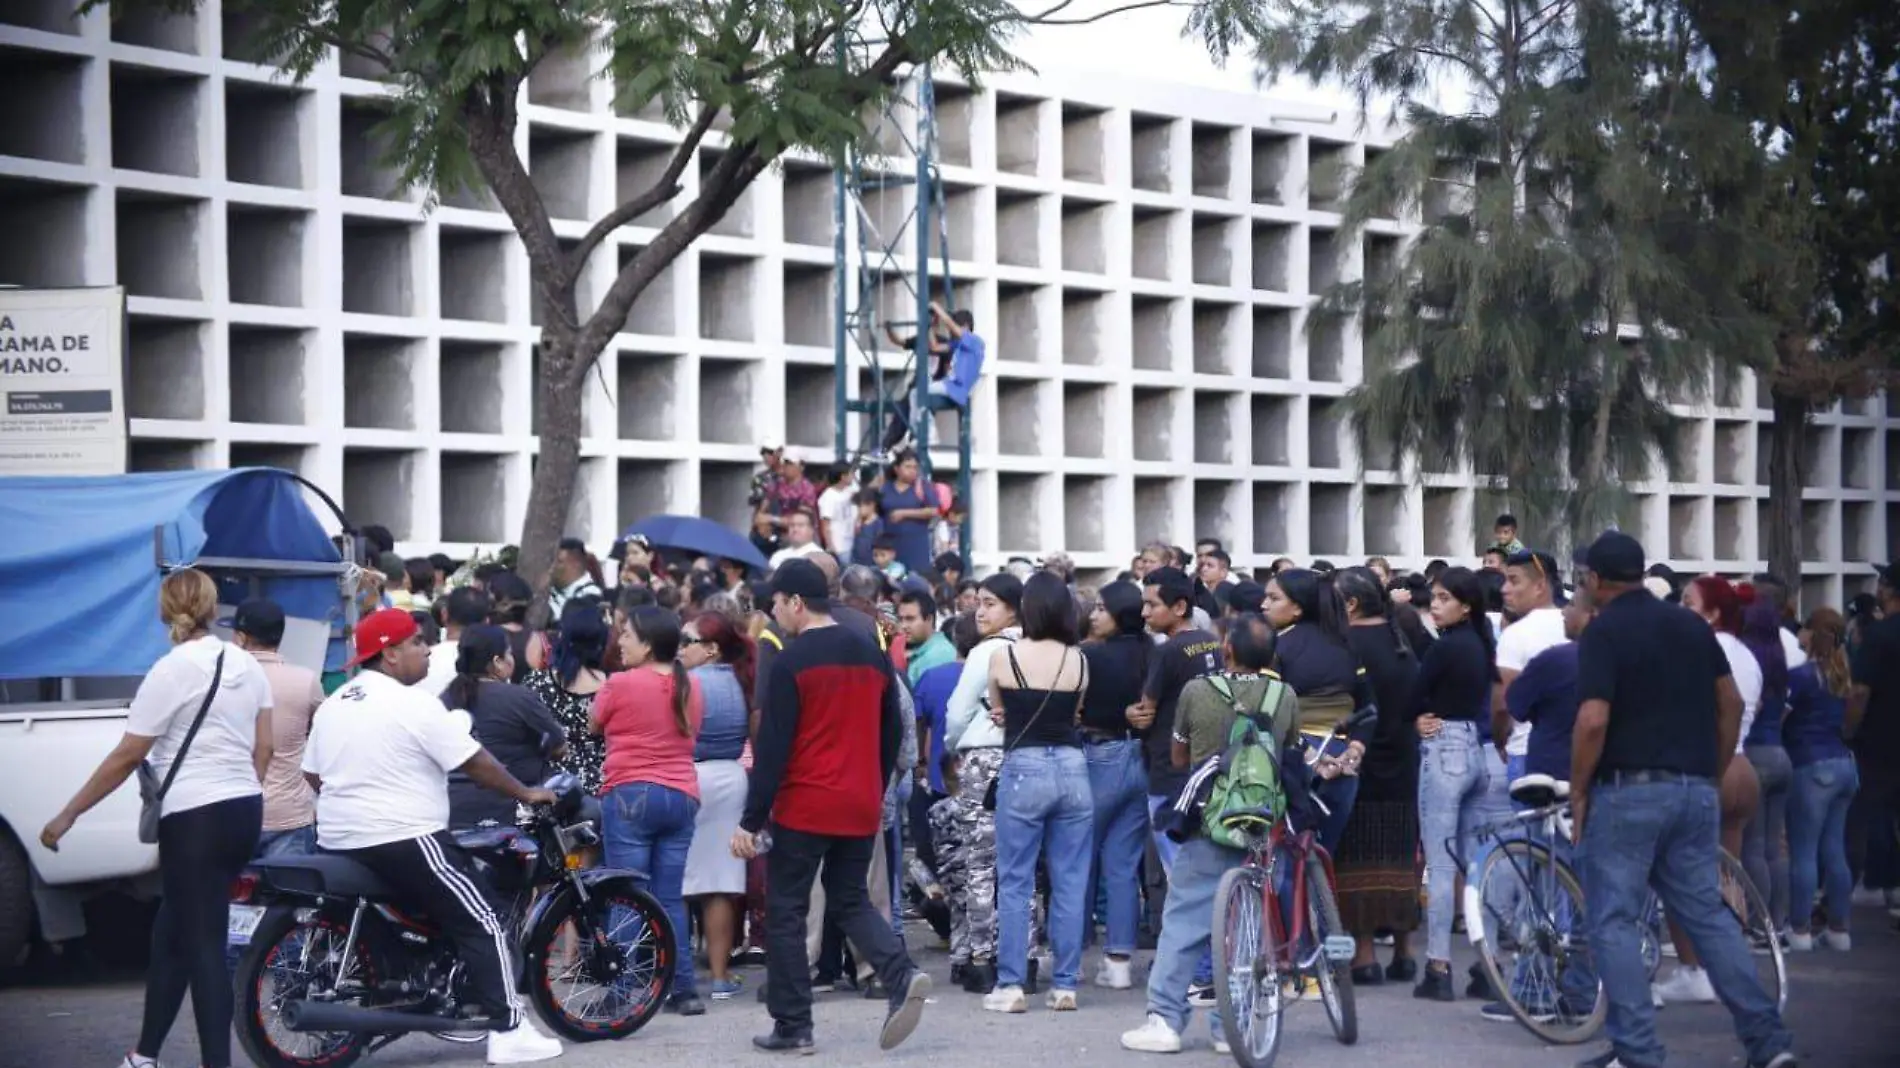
[1851,885,1883,908]
[1788,931,1814,952]
[1211,1038,1231,1055]
[1650,984,1666,1008]
[983,985,1028,1014]
[1120,1014,1183,1053]
[1096,956,1134,989]
[118,1057,160,1068]
[1047,988,1078,1011]
[1653,966,1716,1004]
[487,1020,564,1064]
[1821,929,1852,951]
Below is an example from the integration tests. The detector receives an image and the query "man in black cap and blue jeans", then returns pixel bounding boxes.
[1568,531,1796,1068]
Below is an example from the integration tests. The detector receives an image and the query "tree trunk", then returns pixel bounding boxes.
[1765,387,1808,586]
[519,333,586,625]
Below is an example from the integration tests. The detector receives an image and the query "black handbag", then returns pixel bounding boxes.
[135,648,226,844]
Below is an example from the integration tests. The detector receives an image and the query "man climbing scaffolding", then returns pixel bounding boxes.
[879,301,985,457]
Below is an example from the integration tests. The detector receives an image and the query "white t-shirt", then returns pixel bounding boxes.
[418,639,459,698]
[127,636,271,818]
[1780,628,1808,671]
[302,669,482,850]
[1496,607,1569,756]
[1714,631,1763,755]
[818,485,859,555]
[769,540,825,571]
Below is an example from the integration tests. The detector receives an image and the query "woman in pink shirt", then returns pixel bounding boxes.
[594,605,706,1015]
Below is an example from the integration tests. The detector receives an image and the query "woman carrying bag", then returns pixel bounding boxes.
[41,568,275,1068]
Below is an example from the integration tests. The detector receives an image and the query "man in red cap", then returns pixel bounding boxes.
[301,609,564,1064]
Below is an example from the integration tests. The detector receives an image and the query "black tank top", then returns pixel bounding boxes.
[999,645,1084,749]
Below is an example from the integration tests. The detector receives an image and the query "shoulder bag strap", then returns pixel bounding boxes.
[157,647,226,801]
[1001,647,1068,758]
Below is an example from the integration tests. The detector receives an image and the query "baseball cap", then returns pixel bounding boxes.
[1572,530,1645,584]
[769,558,831,610]
[221,598,286,645]
[1875,563,1898,589]
[347,607,420,669]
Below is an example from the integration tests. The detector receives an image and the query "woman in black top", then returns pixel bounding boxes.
[1331,567,1423,984]
[445,625,568,829]
[1262,569,1377,849]
[1079,581,1152,987]
[1410,566,1498,1000]
[984,573,1092,1013]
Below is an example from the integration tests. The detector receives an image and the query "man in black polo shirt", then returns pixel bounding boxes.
[1846,563,1900,907]
[1568,531,1795,1068]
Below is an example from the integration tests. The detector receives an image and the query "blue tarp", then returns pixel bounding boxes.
[0,469,347,680]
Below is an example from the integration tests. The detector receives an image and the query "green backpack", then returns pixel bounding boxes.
[1201,674,1290,849]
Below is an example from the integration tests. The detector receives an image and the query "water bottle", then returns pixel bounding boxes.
[755,828,773,855]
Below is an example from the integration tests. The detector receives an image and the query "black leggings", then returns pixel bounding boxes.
[138,793,262,1068]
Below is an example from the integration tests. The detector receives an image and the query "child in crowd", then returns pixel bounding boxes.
[928,753,969,978]
[872,535,908,580]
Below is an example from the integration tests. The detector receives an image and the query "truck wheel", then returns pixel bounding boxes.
[0,827,35,970]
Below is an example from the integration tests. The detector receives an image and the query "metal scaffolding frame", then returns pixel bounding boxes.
[832,58,973,574]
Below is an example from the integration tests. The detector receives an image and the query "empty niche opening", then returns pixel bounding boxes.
[335,28,397,81]
[229,441,309,475]
[1889,430,1900,490]
[1061,288,1105,366]
[1361,146,1397,219]
[931,181,979,262]
[699,253,757,342]
[782,263,833,348]
[1423,487,1468,558]
[700,149,758,238]
[997,473,1044,552]
[1191,215,1235,287]
[700,461,755,532]
[1665,418,1702,483]
[1191,302,1236,376]
[438,341,506,434]
[1805,423,1839,487]
[116,192,202,300]
[996,190,1043,268]
[1713,421,1748,485]
[616,136,684,226]
[226,206,306,307]
[1251,394,1292,466]
[110,64,201,177]
[996,377,1042,456]
[1713,497,1746,561]
[1134,477,1173,545]
[1363,485,1404,556]
[699,359,755,444]
[342,449,415,539]
[342,334,416,430]
[1801,500,1832,562]
[1364,233,1401,290]
[225,81,305,188]
[1843,500,1872,560]
[229,325,309,425]
[2,0,80,33]
[126,317,206,420]
[1754,423,1773,485]
[1190,123,1233,198]
[1132,387,1175,462]
[1251,221,1293,293]
[129,438,207,472]
[1253,307,1292,378]
[1131,296,1176,372]
[998,282,1045,363]
[339,98,405,200]
[616,352,682,440]
[1131,207,1175,281]
[0,49,86,164]
[1308,397,1342,469]
[109,3,197,53]
[1194,481,1237,551]
[1308,140,1353,211]
[1253,482,1292,556]
[1708,363,1747,412]
[1308,314,1344,383]
[440,452,509,543]
[1061,198,1108,274]
[1063,381,1107,458]
[784,361,834,448]
[935,82,975,167]
[1064,476,1107,552]
[781,163,833,247]
[341,219,415,316]
[1841,427,1873,489]
[1061,104,1107,184]
[438,227,510,323]
[1131,114,1174,193]
[0,180,86,286]
[1252,132,1293,206]
[996,93,1044,177]
[1193,392,1234,463]
[616,245,677,335]
[1308,227,1342,293]
[1310,483,1351,557]
[528,40,595,111]
[530,127,597,222]
[1667,495,1706,561]
[222,6,293,64]
[617,459,676,530]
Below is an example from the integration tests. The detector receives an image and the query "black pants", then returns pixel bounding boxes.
[138,794,262,1068]
[765,824,913,1035]
[343,831,521,1028]
[1846,758,1900,890]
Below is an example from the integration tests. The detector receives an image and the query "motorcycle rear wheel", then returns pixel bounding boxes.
[235,908,375,1068]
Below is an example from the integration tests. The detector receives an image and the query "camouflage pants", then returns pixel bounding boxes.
[955,746,1005,962]
[927,796,969,963]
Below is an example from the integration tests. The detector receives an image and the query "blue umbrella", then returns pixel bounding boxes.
[622,514,769,573]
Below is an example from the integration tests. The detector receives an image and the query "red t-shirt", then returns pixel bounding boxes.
[593,667,704,799]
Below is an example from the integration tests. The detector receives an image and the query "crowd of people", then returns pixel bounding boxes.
[33,471,1900,1068]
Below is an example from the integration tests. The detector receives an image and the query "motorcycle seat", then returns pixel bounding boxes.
[252,854,399,901]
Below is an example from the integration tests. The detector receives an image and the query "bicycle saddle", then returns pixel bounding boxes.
[1508,773,1570,807]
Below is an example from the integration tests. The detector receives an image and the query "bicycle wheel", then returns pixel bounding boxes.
[1716,849,1787,1014]
[1465,839,1605,1045]
[1213,864,1282,1068]
[1301,854,1356,1045]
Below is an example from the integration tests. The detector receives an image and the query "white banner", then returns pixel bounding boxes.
[0,287,127,477]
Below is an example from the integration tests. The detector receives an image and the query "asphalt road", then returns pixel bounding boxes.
[4,906,1896,1068]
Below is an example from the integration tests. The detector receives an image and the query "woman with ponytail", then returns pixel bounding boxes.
[445,625,567,829]
[594,604,706,1015]
[678,609,756,999]
[1260,568,1377,848]
[1784,608,1859,951]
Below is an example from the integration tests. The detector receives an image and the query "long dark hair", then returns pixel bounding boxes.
[551,599,610,685]
[628,605,692,737]
[1097,579,1152,685]
[1336,565,1415,660]
[1740,594,1789,713]
[1272,568,1352,647]
[444,624,511,712]
[1434,566,1498,673]
[691,609,757,704]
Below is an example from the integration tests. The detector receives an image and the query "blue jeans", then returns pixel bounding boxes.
[1578,775,1793,1068]
[602,781,701,998]
[1312,773,1359,853]
[1419,722,1488,963]
[1788,756,1858,931]
[255,824,316,859]
[1742,744,1793,930]
[1145,836,1242,1036]
[996,746,1095,990]
[1085,739,1148,955]
[1148,793,1213,985]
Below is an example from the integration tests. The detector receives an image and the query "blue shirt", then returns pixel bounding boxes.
[1507,641,1579,780]
[913,660,962,793]
[941,332,986,407]
[877,480,934,575]
[1783,662,1851,767]
[690,663,750,762]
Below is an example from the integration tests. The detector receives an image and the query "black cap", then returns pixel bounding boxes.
[1876,563,1899,589]
[1505,548,1562,587]
[770,558,831,609]
[222,598,286,645]
[1573,531,1645,584]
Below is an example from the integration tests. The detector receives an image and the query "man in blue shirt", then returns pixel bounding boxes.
[1508,598,1592,782]
[879,303,986,455]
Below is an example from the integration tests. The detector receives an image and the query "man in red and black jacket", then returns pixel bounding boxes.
[730,558,931,1054]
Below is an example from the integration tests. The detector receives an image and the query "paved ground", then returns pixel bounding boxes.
[4,906,1896,1068]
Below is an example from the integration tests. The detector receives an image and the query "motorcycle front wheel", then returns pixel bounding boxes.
[522,880,675,1042]
[234,907,375,1068]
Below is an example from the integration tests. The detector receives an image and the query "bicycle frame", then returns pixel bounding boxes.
[1245,817,1338,979]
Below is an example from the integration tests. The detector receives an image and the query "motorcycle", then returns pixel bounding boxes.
[228,774,674,1068]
